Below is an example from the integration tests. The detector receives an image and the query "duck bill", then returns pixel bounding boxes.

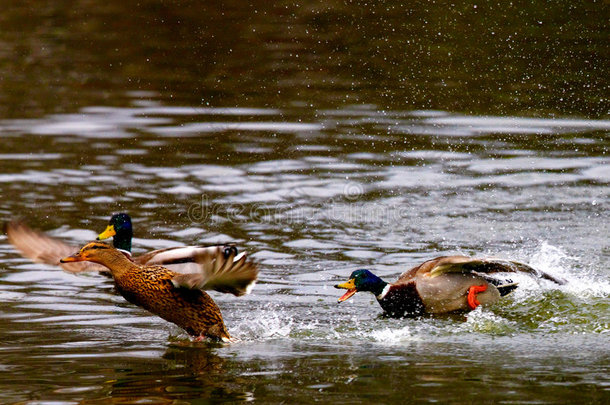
[97,225,116,240]
[60,253,84,263]
[335,279,357,303]
[337,288,357,302]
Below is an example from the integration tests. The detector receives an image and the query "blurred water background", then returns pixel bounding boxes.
[0,1,608,403]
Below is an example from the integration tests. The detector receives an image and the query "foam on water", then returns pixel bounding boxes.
[367,325,421,344]
[458,308,519,335]
[231,304,296,340]
[528,242,610,298]
[227,241,608,346]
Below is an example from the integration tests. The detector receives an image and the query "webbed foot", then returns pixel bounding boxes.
[467,284,488,309]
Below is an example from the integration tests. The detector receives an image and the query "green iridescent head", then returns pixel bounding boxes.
[96,213,133,252]
[335,269,387,302]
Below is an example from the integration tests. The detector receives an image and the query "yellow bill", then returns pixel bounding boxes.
[97,224,116,240]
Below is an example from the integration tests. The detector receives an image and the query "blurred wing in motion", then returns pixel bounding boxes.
[4,221,109,274]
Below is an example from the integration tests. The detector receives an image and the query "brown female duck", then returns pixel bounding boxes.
[335,256,565,317]
[60,241,258,341]
[5,213,247,277]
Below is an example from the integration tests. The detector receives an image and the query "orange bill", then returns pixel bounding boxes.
[60,252,83,263]
[335,278,357,303]
[338,288,357,302]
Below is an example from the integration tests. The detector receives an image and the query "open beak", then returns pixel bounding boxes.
[97,225,116,240]
[335,279,358,303]
[60,252,84,263]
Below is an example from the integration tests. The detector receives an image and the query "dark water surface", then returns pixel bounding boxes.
[0,1,608,404]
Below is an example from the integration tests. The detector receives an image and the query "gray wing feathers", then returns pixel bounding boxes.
[430,257,565,285]
[171,247,258,296]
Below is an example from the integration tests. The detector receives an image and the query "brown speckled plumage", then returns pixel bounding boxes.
[61,241,258,341]
[114,263,230,340]
[5,220,257,295]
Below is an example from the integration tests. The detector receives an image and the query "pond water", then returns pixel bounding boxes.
[0,1,608,404]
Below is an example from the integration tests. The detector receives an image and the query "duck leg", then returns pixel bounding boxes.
[467,284,488,309]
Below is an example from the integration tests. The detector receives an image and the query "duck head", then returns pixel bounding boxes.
[97,213,133,252]
[60,241,114,264]
[335,269,387,302]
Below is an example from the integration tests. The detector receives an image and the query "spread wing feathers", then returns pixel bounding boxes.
[170,247,258,296]
[136,246,228,267]
[428,257,566,285]
[3,221,109,274]
[136,245,245,274]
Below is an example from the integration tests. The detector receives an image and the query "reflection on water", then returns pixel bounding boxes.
[0,98,608,403]
[0,0,608,403]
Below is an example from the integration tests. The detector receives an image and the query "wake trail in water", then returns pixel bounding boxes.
[523,242,609,297]
[231,242,608,345]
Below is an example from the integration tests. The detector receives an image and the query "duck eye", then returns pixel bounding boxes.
[223,246,238,258]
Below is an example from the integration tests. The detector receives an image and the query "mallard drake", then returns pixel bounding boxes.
[60,241,258,341]
[335,256,565,317]
[4,213,247,279]
[96,213,246,276]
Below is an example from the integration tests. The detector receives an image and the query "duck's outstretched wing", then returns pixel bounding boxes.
[148,246,258,296]
[427,256,566,285]
[136,245,238,273]
[4,221,108,274]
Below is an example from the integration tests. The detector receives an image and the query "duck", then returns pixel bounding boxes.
[4,213,247,277]
[60,241,258,341]
[335,256,565,317]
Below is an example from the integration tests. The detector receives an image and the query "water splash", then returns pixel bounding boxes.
[529,242,577,281]
[528,242,610,298]
[231,303,295,340]
[368,325,421,344]
[459,308,519,335]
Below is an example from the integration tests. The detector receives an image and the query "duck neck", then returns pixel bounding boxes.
[90,250,138,279]
[367,277,389,298]
[112,231,132,253]
[375,283,391,300]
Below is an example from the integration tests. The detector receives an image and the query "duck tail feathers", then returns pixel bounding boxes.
[496,282,519,296]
